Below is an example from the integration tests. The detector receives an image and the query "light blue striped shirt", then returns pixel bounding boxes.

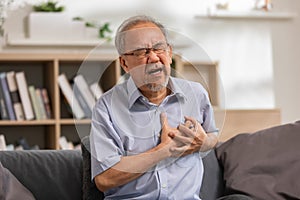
[90,77,217,200]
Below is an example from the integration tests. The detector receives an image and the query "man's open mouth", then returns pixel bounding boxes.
[146,67,163,75]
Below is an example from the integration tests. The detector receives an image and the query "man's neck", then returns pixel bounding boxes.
[141,87,171,105]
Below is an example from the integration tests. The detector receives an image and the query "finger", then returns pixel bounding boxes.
[171,131,194,145]
[178,124,197,138]
[184,116,205,133]
[183,119,193,128]
[184,116,197,126]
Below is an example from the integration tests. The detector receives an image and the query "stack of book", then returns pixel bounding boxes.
[0,71,52,121]
[59,136,81,150]
[58,73,103,119]
[0,134,39,151]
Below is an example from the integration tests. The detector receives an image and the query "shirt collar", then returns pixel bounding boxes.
[127,76,187,109]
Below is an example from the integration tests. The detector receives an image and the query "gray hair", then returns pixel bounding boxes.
[115,15,169,55]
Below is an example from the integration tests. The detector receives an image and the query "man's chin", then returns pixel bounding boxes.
[145,79,169,92]
[145,83,165,92]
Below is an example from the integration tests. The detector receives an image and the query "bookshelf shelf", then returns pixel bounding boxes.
[60,119,91,125]
[0,120,56,125]
[195,10,297,20]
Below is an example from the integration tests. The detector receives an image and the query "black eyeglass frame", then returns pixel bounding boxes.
[122,42,170,58]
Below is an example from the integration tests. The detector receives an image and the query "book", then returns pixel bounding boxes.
[73,83,92,118]
[6,71,25,120]
[0,79,9,120]
[41,88,52,119]
[28,85,41,120]
[89,81,103,100]
[15,71,35,120]
[73,74,96,111]
[17,137,31,150]
[0,134,7,150]
[58,74,85,119]
[35,88,47,120]
[0,72,16,120]
[59,136,74,150]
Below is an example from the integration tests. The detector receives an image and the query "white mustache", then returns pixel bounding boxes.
[145,63,166,75]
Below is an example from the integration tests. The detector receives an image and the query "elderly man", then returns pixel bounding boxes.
[90,15,251,200]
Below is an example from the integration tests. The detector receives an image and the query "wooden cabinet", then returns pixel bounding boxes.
[0,52,119,149]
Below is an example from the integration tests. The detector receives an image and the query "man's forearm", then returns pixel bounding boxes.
[95,142,171,192]
[200,132,218,152]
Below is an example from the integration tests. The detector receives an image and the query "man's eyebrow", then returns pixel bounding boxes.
[153,41,167,46]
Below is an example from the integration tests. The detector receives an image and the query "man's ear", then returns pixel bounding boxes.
[119,56,129,73]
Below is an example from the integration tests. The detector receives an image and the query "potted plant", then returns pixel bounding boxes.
[28,1,85,41]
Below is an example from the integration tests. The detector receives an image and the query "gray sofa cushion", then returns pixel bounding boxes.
[81,136,104,200]
[0,162,35,200]
[81,136,224,200]
[216,120,300,200]
[0,150,83,200]
[200,150,224,200]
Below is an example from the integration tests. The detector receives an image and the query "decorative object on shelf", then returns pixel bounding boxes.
[99,22,112,41]
[254,0,273,11]
[0,0,15,37]
[73,16,113,41]
[33,1,64,12]
[0,0,15,49]
[28,1,86,41]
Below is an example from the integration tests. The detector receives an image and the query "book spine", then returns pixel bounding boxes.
[89,82,103,100]
[6,71,25,120]
[35,88,47,120]
[0,72,16,120]
[0,80,9,120]
[73,74,96,111]
[73,83,92,118]
[57,74,85,119]
[15,71,35,120]
[41,88,52,119]
[28,85,41,120]
[0,134,7,150]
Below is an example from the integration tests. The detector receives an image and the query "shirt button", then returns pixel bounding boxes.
[162,184,167,188]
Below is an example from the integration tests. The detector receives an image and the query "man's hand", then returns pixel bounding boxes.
[169,116,218,156]
[159,113,185,157]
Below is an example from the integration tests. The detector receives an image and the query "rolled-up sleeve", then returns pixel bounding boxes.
[90,99,123,180]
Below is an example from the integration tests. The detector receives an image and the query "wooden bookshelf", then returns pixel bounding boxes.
[0,52,119,149]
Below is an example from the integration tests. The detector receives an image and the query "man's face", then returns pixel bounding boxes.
[119,22,173,92]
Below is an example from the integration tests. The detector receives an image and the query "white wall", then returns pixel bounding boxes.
[270,0,300,123]
[3,0,300,123]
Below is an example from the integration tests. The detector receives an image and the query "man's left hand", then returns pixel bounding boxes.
[168,116,217,156]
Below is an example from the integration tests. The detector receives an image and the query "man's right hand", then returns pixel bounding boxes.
[159,113,185,157]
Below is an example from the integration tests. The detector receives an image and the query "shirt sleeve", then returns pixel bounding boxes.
[90,99,124,180]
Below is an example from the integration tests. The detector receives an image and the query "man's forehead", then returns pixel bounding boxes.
[123,26,166,48]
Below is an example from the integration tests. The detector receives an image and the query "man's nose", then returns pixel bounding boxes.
[147,50,160,63]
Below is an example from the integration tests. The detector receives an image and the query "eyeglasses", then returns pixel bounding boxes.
[123,43,169,59]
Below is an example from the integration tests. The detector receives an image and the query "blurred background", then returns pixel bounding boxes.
[1,0,299,124]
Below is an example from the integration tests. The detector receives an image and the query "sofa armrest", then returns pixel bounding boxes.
[0,150,82,200]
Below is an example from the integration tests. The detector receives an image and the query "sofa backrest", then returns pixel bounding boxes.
[0,150,83,200]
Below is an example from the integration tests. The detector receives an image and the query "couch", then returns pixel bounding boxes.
[0,120,299,200]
